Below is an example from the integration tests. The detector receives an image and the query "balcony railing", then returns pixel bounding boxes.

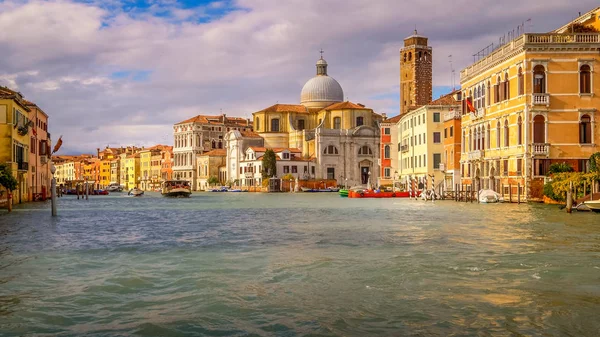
[468,150,484,161]
[532,93,549,105]
[443,110,462,122]
[400,145,409,153]
[470,108,485,120]
[17,161,29,171]
[438,163,446,172]
[531,143,550,156]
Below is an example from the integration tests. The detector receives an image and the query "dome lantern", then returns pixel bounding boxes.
[300,51,344,108]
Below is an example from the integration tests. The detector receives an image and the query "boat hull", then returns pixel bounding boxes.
[162,187,191,197]
[348,190,420,198]
[583,200,600,212]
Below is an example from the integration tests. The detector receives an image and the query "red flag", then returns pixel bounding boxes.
[32,127,37,137]
[52,136,63,154]
[465,99,476,113]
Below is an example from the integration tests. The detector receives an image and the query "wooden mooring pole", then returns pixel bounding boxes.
[566,181,573,213]
[518,183,521,204]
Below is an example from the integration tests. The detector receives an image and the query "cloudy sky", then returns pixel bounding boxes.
[0,0,597,154]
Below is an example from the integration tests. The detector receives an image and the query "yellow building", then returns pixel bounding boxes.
[139,149,152,191]
[398,93,459,191]
[459,7,600,200]
[123,153,140,190]
[151,151,162,191]
[197,149,226,190]
[0,87,31,204]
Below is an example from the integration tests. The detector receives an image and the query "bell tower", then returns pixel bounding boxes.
[400,30,432,115]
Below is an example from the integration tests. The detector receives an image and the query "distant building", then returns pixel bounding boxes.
[196,149,226,190]
[378,114,401,187]
[173,114,252,189]
[25,100,51,200]
[400,30,433,116]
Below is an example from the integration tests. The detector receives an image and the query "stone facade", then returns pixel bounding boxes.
[400,31,432,115]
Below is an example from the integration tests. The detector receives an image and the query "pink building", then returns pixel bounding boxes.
[25,101,51,201]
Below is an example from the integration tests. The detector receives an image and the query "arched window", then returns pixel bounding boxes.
[408,52,412,61]
[486,123,491,149]
[486,81,491,106]
[469,129,472,151]
[384,145,390,159]
[517,116,523,145]
[255,117,260,131]
[533,115,545,143]
[504,72,510,101]
[356,116,364,127]
[495,76,501,103]
[580,64,591,94]
[481,85,486,108]
[211,140,216,149]
[533,65,546,94]
[323,145,339,155]
[418,51,422,60]
[403,53,407,62]
[504,120,509,147]
[271,118,280,132]
[462,130,465,153]
[333,117,341,129]
[358,145,373,155]
[496,121,501,148]
[580,115,592,144]
[218,140,223,149]
[517,67,524,96]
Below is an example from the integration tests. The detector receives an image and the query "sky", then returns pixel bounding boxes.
[0,0,597,154]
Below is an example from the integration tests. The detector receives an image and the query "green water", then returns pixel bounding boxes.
[1,193,599,336]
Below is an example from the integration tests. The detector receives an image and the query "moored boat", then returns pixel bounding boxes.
[348,190,420,198]
[162,180,192,197]
[339,189,349,197]
[106,183,123,192]
[301,186,339,192]
[583,200,600,212]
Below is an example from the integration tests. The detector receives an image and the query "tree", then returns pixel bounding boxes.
[207,176,220,187]
[590,152,600,173]
[564,23,599,33]
[548,162,573,175]
[262,149,277,179]
[0,163,18,212]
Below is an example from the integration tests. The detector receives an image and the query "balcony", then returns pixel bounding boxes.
[468,150,484,161]
[469,108,485,120]
[400,145,409,153]
[443,110,462,122]
[532,93,549,106]
[531,143,550,156]
[438,163,446,172]
[17,161,29,171]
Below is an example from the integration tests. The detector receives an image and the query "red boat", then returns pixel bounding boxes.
[348,190,421,198]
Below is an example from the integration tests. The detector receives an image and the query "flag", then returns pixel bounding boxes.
[52,136,63,154]
[465,99,476,113]
[32,127,37,137]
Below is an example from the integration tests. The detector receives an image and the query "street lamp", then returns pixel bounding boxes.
[393,170,398,192]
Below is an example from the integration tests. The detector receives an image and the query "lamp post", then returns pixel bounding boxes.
[50,162,57,216]
[368,170,371,190]
[393,170,398,192]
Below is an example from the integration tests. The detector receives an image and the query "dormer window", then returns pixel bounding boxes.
[282,152,290,159]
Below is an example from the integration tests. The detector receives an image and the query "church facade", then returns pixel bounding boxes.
[250,56,383,187]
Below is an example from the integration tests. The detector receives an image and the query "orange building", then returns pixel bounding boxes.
[379,114,401,186]
[161,146,173,182]
[441,92,463,190]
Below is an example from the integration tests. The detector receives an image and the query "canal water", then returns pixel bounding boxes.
[1,193,599,336]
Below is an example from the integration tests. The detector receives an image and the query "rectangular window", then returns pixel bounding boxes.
[356,116,364,127]
[283,152,290,159]
[304,166,308,173]
[433,153,441,169]
[433,132,441,143]
[334,117,341,129]
[450,126,453,137]
[433,112,441,122]
[292,166,297,173]
[503,159,509,176]
[423,154,426,167]
[283,166,289,174]
[271,119,280,132]
[384,167,391,178]
[423,133,426,144]
[327,167,335,180]
[384,128,390,135]
[418,156,421,167]
[444,128,447,139]
[517,158,522,176]
[297,119,305,130]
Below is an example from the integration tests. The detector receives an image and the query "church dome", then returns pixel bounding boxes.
[300,55,344,108]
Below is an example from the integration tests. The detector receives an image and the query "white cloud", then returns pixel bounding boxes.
[0,0,596,153]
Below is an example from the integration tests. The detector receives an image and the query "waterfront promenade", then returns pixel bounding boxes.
[1,193,599,336]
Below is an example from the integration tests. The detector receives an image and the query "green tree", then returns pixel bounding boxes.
[548,162,573,175]
[262,149,277,178]
[590,152,600,173]
[207,176,220,187]
[0,163,18,212]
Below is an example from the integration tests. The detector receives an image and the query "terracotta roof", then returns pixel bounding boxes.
[382,114,402,124]
[429,90,460,106]
[255,156,310,162]
[240,131,262,138]
[175,114,251,126]
[201,149,226,156]
[248,147,302,153]
[0,86,30,111]
[322,101,369,111]
[256,104,309,114]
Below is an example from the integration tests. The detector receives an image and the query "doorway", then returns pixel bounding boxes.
[361,167,369,184]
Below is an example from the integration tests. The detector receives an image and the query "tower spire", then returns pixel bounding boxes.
[316,50,328,76]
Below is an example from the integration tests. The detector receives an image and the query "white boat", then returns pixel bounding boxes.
[301,186,339,192]
[478,189,504,203]
[128,188,144,197]
[162,180,192,197]
[106,183,123,192]
[583,200,600,212]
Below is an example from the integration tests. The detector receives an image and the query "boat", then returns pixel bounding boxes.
[301,186,339,192]
[228,188,243,192]
[478,189,504,203]
[106,183,123,192]
[92,189,109,195]
[348,189,420,198]
[210,186,229,192]
[128,188,144,197]
[339,189,349,197]
[162,180,192,197]
[583,200,600,212]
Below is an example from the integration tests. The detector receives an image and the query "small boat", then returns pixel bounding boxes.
[92,189,109,195]
[128,188,144,197]
[339,189,349,197]
[228,189,243,192]
[211,186,228,192]
[583,200,600,212]
[478,189,504,203]
[162,180,192,197]
[348,190,420,198]
[106,183,123,192]
[301,187,339,192]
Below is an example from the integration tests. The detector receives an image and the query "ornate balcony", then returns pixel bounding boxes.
[401,145,409,153]
[469,108,485,121]
[17,161,29,171]
[532,93,549,106]
[468,150,484,161]
[443,110,462,121]
[531,143,549,156]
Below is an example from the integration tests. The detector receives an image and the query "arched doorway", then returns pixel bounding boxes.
[489,166,496,192]
[358,160,372,185]
[475,168,481,192]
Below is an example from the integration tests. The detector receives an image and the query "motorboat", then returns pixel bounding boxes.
[128,188,144,197]
[348,189,420,198]
[162,180,192,197]
[106,183,123,192]
[92,189,109,195]
[301,186,340,192]
[211,186,229,192]
[583,199,600,212]
[478,189,504,203]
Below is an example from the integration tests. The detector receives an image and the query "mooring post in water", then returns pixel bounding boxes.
[86,182,89,200]
[76,184,80,200]
[518,183,521,204]
[566,181,573,213]
[509,184,512,203]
